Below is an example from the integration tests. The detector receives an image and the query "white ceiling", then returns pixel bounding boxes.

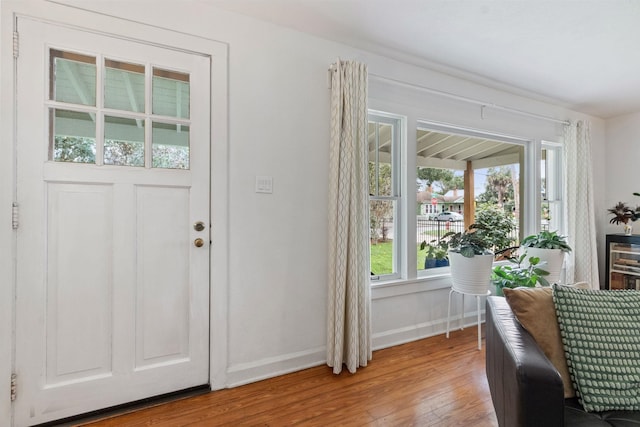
[211,0,640,119]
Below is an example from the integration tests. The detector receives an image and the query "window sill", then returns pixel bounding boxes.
[370,260,508,300]
[371,273,454,300]
[368,260,552,298]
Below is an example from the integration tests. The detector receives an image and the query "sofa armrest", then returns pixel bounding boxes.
[485,296,565,427]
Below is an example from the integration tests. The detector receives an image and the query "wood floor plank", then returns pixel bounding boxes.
[77,327,498,426]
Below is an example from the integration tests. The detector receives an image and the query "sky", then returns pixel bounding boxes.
[417,166,515,197]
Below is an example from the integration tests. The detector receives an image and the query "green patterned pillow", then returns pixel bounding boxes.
[552,284,640,412]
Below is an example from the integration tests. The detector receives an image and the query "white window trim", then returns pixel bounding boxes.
[415,121,534,280]
[369,87,564,289]
[541,140,565,235]
[366,111,565,290]
[369,111,405,282]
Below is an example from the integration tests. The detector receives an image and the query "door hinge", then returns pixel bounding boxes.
[10,373,16,402]
[12,202,19,230]
[13,30,19,59]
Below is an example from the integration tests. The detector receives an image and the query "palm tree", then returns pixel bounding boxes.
[486,168,512,208]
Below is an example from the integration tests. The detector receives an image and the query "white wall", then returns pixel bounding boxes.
[605,112,640,237]
[0,2,608,422]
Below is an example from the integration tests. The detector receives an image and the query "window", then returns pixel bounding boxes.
[541,142,563,232]
[367,110,560,284]
[48,49,191,169]
[368,112,403,280]
[415,123,525,273]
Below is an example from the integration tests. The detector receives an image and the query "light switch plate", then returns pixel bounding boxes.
[255,175,273,193]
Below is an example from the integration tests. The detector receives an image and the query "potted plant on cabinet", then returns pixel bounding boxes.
[444,224,494,294]
[491,250,550,296]
[608,201,640,235]
[520,230,571,284]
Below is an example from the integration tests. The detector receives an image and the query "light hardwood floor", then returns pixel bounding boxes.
[77,327,498,426]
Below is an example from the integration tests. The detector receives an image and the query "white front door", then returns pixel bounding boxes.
[14,17,211,426]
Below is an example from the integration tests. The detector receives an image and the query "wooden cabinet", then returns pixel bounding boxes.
[606,234,640,290]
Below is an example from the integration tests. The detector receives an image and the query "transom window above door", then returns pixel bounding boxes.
[48,49,191,169]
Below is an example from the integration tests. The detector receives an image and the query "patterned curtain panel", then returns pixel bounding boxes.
[326,60,372,374]
[563,120,600,288]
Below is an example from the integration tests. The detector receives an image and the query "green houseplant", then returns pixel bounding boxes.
[520,230,572,253]
[443,223,493,258]
[443,224,494,294]
[434,246,449,267]
[422,242,438,269]
[420,239,449,269]
[520,230,571,284]
[492,251,550,296]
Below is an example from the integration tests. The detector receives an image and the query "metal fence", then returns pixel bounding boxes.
[376,217,528,246]
[416,218,465,243]
[417,218,522,245]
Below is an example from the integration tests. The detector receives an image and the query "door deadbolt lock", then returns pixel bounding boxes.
[194,221,206,232]
[194,238,205,247]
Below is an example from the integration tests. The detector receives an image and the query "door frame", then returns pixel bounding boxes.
[0,3,230,423]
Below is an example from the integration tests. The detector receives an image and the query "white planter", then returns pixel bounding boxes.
[521,247,565,284]
[448,251,494,294]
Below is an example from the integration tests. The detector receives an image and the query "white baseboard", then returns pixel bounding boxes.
[223,312,485,389]
[225,346,326,388]
[373,312,485,351]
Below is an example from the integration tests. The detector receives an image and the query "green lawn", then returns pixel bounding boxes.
[421,230,443,237]
[370,240,427,275]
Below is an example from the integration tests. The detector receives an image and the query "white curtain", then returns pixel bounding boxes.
[326,60,372,374]
[563,120,600,288]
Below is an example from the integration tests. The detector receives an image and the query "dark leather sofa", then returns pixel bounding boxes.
[485,296,640,427]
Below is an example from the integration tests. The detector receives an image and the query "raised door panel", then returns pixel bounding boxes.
[135,185,190,368]
[46,183,114,385]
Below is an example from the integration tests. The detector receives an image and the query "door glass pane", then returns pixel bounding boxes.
[152,68,189,118]
[152,122,189,169]
[104,59,145,112]
[104,116,145,167]
[50,49,96,106]
[50,109,96,163]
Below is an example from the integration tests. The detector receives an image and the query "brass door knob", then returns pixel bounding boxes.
[194,238,205,247]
